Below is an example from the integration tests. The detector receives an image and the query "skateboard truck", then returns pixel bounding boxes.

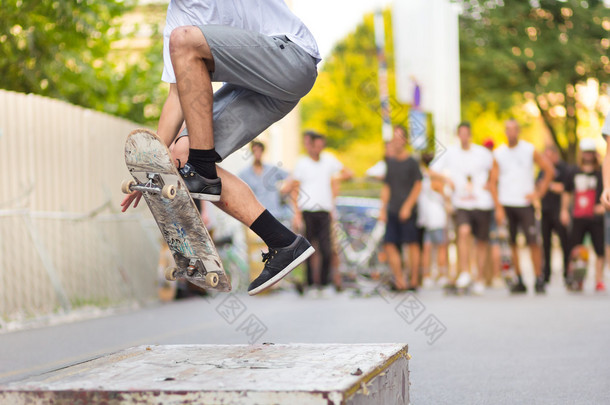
[164,259,220,288]
[121,173,176,200]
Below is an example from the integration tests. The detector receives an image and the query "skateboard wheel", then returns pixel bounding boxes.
[121,179,136,194]
[206,272,219,287]
[162,184,176,199]
[164,266,178,281]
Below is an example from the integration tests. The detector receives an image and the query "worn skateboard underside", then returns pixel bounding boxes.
[125,129,231,292]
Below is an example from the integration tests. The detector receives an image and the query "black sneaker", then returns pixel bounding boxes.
[248,235,315,296]
[535,278,546,294]
[179,163,221,201]
[510,282,527,294]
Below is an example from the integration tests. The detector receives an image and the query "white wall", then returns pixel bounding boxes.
[393,0,461,150]
[0,90,158,322]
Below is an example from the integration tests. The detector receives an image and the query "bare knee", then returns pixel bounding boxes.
[170,26,196,53]
[457,225,471,241]
[169,26,212,63]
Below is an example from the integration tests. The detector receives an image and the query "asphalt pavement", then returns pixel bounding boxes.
[1,265,609,404]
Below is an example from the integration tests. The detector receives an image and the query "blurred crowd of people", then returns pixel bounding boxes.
[231,118,609,297]
[372,120,608,295]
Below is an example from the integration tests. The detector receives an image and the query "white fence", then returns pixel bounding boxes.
[0,90,160,323]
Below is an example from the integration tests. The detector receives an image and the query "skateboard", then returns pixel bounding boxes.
[567,245,588,292]
[122,129,231,292]
[497,225,517,289]
[443,281,472,295]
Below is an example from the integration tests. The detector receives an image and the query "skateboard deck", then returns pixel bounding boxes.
[497,225,517,289]
[123,129,231,292]
[567,245,588,292]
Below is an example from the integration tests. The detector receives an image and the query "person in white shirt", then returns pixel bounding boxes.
[291,131,352,290]
[121,0,320,296]
[431,122,499,295]
[418,153,451,288]
[494,119,553,294]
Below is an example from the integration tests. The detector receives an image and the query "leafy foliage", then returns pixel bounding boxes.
[302,9,407,152]
[0,0,167,125]
[459,0,610,160]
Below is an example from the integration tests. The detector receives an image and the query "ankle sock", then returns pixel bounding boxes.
[250,210,297,249]
[188,148,220,179]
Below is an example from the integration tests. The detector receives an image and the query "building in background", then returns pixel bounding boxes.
[393,0,461,149]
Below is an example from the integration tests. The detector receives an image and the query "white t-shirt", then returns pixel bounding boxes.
[162,0,321,83]
[494,140,536,207]
[293,152,343,212]
[602,112,610,137]
[431,144,494,210]
[365,160,387,179]
[417,172,447,229]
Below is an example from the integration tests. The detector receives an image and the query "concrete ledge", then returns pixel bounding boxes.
[0,343,410,404]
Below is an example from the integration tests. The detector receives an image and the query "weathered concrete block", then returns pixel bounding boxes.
[0,343,409,404]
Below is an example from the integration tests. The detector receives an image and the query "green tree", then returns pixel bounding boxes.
[0,0,166,125]
[302,9,413,175]
[302,9,407,151]
[459,0,610,161]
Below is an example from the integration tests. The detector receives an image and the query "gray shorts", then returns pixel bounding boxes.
[178,24,318,160]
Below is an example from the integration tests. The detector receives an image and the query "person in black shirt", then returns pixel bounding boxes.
[561,138,605,292]
[537,145,571,284]
[379,126,423,291]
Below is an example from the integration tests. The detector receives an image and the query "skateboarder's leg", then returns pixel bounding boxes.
[170,25,316,179]
[169,26,214,144]
[166,31,221,199]
[169,25,317,295]
[212,166,264,226]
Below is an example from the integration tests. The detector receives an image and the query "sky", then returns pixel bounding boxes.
[292,0,392,59]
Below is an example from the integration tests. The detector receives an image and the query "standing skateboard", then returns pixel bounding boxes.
[567,245,588,292]
[122,129,231,292]
[443,283,471,296]
[497,225,517,290]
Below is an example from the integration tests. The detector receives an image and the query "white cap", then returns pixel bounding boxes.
[579,138,597,152]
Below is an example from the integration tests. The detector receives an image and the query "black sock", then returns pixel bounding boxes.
[188,148,220,179]
[250,210,297,248]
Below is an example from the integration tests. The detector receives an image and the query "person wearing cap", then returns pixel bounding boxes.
[561,138,605,292]
[537,145,572,284]
[493,119,554,294]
